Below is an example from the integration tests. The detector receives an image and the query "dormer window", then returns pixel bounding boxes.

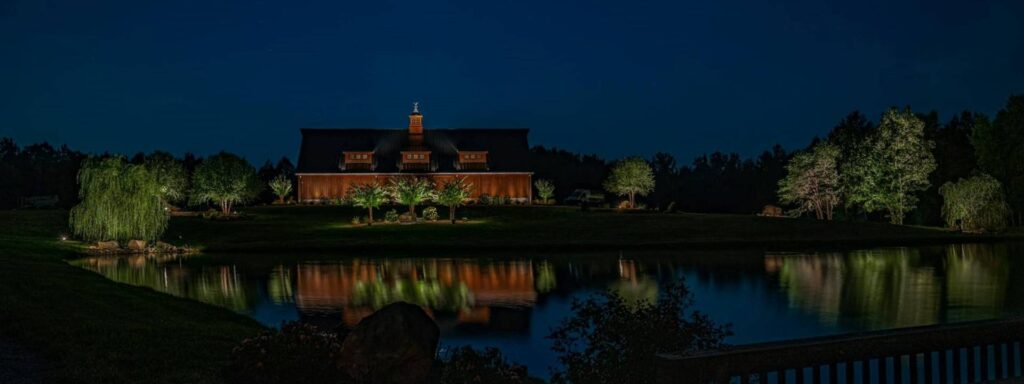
[457,151,488,171]
[342,151,374,171]
[400,151,431,171]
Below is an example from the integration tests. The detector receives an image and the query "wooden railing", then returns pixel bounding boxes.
[657,317,1024,384]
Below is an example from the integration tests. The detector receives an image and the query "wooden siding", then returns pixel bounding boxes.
[297,173,532,202]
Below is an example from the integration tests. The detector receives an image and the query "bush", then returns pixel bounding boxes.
[438,346,538,384]
[423,206,439,221]
[226,323,346,384]
[384,209,399,223]
[478,194,492,205]
[351,216,361,225]
[548,280,731,384]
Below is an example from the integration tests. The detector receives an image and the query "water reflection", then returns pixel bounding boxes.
[72,242,1024,374]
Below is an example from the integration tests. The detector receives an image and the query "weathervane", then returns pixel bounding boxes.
[413,101,419,114]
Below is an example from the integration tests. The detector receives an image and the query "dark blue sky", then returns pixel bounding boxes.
[2,0,1022,164]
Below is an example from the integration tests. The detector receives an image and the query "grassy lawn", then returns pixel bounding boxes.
[165,204,1012,253]
[0,210,263,383]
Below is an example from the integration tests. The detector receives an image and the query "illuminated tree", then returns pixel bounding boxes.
[390,177,435,215]
[939,174,1010,232]
[348,182,388,225]
[778,143,842,220]
[268,174,292,204]
[190,152,261,215]
[845,108,936,224]
[144,151,188,206]
[603,157,655,209]
[70,157,167,243]
[435,177,473,224]
[972,95,1024,226]
[534,179,555,204]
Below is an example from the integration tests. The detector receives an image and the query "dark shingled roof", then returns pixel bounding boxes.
[296,128,531,173]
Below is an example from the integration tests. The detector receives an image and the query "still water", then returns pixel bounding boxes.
[73,242,1024,376]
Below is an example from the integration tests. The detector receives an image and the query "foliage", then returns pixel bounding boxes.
[438,346,538,384]
[0,138,85,209]
[939,174,1010,232]
[534,179,555,203]
[603,157,655,209]
[226,323,346,384]
[269,174,293,203]
[190,152,261,214]
[144,151,189,205]
[348,182,388,225]
[350,216,361,225]
[436,177,473,223]
[390,177,436,214]
[972,95,1024,226]
[422,206,439,221]
[384,209,399,223]
[845,108,936,224]
[548,280,731,384]
[778,144,842,220]
[69,157,168,243]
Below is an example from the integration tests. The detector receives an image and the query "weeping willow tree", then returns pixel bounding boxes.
[69,157,167,243]
[939,174,1011,232]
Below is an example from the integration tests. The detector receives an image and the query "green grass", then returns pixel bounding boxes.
[166,204,1012,253]
[0,210,263,383]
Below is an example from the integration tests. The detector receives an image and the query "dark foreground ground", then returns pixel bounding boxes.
[0,210,262,383]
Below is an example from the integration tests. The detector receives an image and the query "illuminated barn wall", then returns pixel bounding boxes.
[297,173,532,202]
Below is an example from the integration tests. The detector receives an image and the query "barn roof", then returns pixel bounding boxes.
[296,128,531,173]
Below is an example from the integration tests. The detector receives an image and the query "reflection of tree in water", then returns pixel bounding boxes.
[267,265,294,304]
[351,280,474,311]
[771,244,1014,330]
[73,254,258,311]
[945,243,1009,321]
[534,261,556,294]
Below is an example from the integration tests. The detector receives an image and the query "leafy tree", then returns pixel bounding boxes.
[436,177,473,224]
[534,179,555,204]
[778,144,842,220]
[269,174,292,204]
[972,95,1024,226]
[69,157,167,243]
[939,174,1010,232]
[348,182,388,225]
[547,280,731,384]
[603,157,655,209]
[845,108,936,224]
[144,151,188,205]
[390,177,435,215]
[190,152,261,214]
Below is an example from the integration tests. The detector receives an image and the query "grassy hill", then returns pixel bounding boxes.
[164,205,1013,253]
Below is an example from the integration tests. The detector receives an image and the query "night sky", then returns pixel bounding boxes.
[2,0,1023,164]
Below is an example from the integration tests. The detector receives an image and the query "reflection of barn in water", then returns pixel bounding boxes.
[292,259,537,332]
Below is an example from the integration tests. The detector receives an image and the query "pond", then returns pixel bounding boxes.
[72,242,1024,377]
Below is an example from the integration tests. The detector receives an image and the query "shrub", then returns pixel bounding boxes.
[548,280,731,384]
[226,323,346,384]
[534,179,555,204]
[422,206,439,221]
[384,209,399,223]
[478,194,492,205]
[438,346,538,384]
[350,216,361,225]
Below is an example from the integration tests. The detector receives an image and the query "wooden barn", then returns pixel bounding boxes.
[295,104,533,203]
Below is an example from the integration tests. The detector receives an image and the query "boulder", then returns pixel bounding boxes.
[126,240,147,251]
[338,302,439,384]
[96,241,119,250]
[398,212,417,223]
